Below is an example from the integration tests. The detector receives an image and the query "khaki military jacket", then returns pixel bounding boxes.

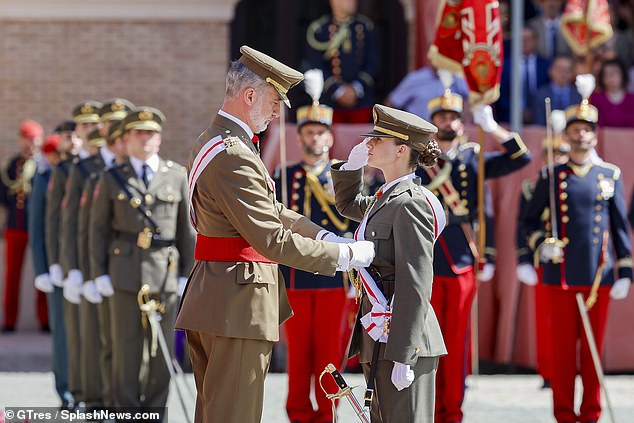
[45,158,73,267]
[331,165,447,365]
[89,157,195,294]
[60,153,105,275]
[175,112,340,342]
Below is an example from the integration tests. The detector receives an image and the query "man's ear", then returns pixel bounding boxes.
[244,88,257,105]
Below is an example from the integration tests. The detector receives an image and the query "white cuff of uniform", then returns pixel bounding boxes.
[316,229,330,241]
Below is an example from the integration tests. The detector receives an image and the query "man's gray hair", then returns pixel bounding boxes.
[225,60,269,99]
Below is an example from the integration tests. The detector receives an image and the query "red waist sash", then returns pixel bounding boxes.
[194,234,276,263]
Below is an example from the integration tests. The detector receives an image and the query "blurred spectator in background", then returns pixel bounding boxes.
[495,26,551,124]
[385,66,470,121]
[591,58,634,127]
[305,0,379,123]
[1,119,48,333]
[528,0,571,60]
[531,55,581,125]
[612,0,634,71]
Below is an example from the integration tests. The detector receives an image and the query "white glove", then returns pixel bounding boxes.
[342,138,369,171]
[349,240,375,268]
[473,104,499,133]
[391,362,415,391]
[82,280,103,304]
[323,231,356,244]
[95,275,115,297]
[477,263,495,282]
[34,273,54,293]
[610,278,631,300]
[516,263,538,286]
[49,264,64,287]
[539,243,563,263]
[177,277,188,297]
[63,270,83,304]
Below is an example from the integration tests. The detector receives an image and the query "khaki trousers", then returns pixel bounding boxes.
[186,331,273,423]
[362,356,439,423]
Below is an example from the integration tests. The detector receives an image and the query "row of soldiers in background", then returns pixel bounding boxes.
[2,99,195,411]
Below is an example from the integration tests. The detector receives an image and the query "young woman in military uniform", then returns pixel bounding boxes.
[331,104,447,422]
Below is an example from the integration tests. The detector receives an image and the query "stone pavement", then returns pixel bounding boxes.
[2,371,634,423]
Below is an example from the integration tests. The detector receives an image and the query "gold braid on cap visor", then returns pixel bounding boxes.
[373,125,409,141]
[266,77,288,94]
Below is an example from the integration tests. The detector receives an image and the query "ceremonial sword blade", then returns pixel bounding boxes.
[325,364,370,423]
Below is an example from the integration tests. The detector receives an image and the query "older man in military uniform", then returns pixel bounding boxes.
[305,0,379,123]
[417,91,532,423]
[175,46,374,423]
[522,98,632,423]
[273,97,353,423]
[90,107,195,409]
[60,98,134,409]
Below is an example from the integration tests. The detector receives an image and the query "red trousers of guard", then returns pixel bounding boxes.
[534,271,553,384]
[544,285,610,423]
[2,229,48,329]
[431,269,477,423]
[285,288,347,423]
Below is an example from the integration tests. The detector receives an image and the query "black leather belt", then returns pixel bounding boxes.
[113,230,175,249]
[367,266,395,297]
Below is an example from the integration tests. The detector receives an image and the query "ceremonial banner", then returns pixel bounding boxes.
[428,0,503,105]
[561,0,613,56]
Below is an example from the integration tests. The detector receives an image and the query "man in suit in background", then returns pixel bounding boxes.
[531,55,581,126]
[495,26,551,124]
[527,0,571,60]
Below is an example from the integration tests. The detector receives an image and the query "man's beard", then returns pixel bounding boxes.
[303,144,329,157]
[436,128,457,141]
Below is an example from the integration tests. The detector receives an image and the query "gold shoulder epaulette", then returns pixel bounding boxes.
[460,142,480,154]
[357,14,374,30]
[597,161,621,180]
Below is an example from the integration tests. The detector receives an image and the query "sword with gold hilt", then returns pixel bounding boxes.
[542,97,566,261]
[138,284,192,421]
[319,363,370,423]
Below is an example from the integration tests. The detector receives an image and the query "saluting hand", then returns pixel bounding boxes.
[342,138,370,171]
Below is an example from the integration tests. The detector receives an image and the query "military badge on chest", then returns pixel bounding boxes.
[598,178,614,200]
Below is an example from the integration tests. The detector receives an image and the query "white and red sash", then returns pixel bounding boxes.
[188,135,225,227]
[188,135,276,228]
[355,175,446,343]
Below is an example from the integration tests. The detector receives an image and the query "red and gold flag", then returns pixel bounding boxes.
[560,0,613,56]
[428,0,503,105]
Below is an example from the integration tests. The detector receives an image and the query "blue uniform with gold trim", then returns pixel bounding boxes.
[305,13,379,110]
[523,161,633,286]
[416,136,532,276]
[273,160,352,289]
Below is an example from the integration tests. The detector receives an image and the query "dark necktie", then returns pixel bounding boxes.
[549,25,558,58]
[141,164,150,188]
